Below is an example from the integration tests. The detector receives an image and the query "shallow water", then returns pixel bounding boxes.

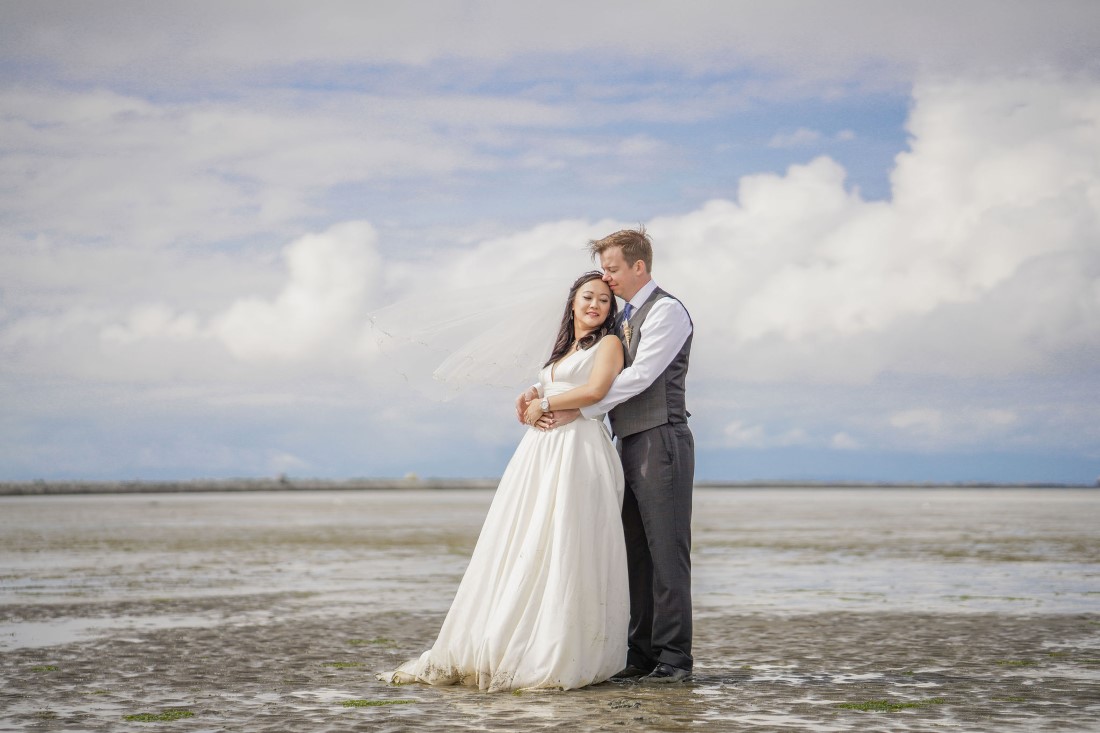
[1,487,1098,731]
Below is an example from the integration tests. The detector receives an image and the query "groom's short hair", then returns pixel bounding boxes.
[588,226,653,273]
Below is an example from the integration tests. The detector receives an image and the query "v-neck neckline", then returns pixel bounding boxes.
[550,346,584,382]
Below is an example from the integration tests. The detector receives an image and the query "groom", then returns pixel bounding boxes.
[530,227,695,683]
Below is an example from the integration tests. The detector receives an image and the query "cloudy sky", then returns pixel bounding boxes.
[2,1,1099,483]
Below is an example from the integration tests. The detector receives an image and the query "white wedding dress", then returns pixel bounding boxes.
[380,344,629,691]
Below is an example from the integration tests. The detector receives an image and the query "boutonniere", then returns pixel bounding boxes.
[623,320,633,348]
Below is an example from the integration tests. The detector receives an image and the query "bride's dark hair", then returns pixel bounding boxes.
[543,271,618,368]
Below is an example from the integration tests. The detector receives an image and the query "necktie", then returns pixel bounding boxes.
[621,303,634,346]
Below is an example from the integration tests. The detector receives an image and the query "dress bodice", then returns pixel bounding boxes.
[538,344,594,395]
[537,345,606,422]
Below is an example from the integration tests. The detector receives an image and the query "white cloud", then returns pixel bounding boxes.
[270,451,309,474]
[643,76,1100,386]
[888,406,1020,449]
[615,134,669,157]
[212,221,383,364]
[9,75,1100,390]
[4,2,1098,87]
[0,88,518,250]
[0,84,696,259]
[830,432,862,450]
[723,420,767,448]
[6,76,1098,396]
[979,409,1018,428]
[101,305,202,345]
[768,127,822,148]
[3,45,1099,480]
[890,408,943,434]
[723,421,810,448]
[515,133,673,173]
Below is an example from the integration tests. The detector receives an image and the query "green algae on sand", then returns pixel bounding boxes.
[342,699,416,708]
[835,697,946,712]
[123,709,194,722]
[348,637,396,646]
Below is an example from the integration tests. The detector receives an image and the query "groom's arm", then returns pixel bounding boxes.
[579,298,692,418]
[518,384,567,430]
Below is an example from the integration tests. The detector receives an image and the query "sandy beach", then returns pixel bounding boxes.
[2,487,1098,731]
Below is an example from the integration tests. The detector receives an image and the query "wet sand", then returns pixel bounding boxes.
[2,488,1098,731]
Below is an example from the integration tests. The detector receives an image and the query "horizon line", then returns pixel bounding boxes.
[2,477,1097,496]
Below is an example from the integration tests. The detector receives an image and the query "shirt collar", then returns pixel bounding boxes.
[626,279,658,310]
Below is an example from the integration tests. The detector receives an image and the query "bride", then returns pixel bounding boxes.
[378,271,629,692]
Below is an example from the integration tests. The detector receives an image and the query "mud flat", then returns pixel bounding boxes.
[0,477,498,496]
[2,488,1098,731]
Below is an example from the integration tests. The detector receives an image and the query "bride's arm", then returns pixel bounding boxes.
[524,336,623,423]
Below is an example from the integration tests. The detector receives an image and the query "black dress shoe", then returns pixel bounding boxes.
[640,663,692,683]
[611,664,652,680]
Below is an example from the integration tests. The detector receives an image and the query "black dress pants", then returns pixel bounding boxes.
[619,421,694,671]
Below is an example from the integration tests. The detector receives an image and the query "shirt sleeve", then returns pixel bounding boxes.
[579,297,692,418]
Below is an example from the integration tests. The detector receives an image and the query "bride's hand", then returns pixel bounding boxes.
[523,399,545,427]
[515,388,537,424]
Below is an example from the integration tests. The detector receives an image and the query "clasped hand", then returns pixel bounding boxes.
[515,388,580,431]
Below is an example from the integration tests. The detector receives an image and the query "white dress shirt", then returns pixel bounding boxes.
[580,279,692,419]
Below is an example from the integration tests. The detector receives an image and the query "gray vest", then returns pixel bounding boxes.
[609,286,693,439]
